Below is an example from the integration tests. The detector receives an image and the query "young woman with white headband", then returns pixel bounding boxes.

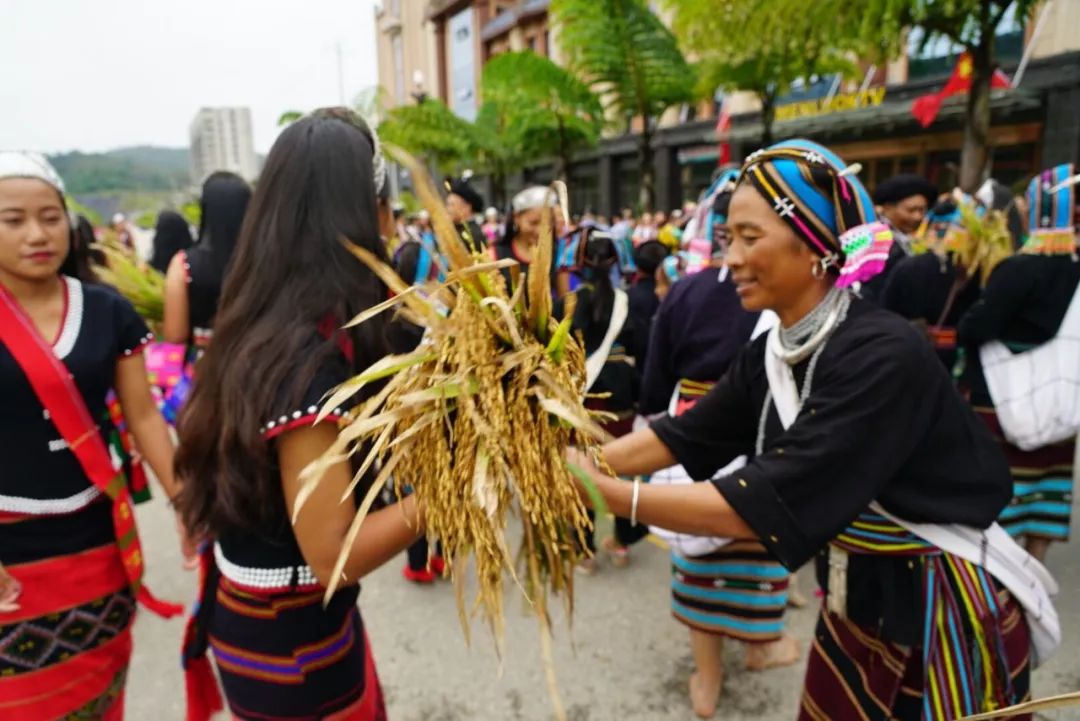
[0,151,186,719]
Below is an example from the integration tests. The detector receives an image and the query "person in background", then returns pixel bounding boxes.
[632,211,656,246]
[633,175,799,718]
[658,210,683,252]
[109,212,135,250]
[559,230,646,572]
[63,213,102,282]
[862,173,938,301]
[610,208,639,278]
[883,198,982,371]
[958,164,1080,563]
[149,210,193,274]
[176,108,421,721]
[0,151,186,721]
[495,185,558,289]
[445,174,486,253]
[627,240,668,379]
[163,171,251,352]
[569,140,1042,721]
[481,206,501,246]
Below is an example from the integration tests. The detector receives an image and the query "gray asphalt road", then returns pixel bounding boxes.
[129,480,1079,721]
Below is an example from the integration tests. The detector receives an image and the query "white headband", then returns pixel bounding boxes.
[0,151,66,194]
[512,185,556,213]
[369,127,387,195]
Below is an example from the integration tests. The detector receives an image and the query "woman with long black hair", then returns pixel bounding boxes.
[176,108,420,721]
[163,171,251,350]
[568,140,1055,721]
[149,209,193,274]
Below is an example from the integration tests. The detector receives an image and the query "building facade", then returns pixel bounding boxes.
[376,1,1080,217]
[188,107,258,185]
[375,0,440,111]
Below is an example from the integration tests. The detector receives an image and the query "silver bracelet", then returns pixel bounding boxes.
[630,478,641,526]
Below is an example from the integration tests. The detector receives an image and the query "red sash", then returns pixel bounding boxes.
[0,283,182,618]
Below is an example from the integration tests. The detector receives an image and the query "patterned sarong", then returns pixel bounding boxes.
[976,406,1075,541]
[671,541,790,642]
[0,544,135,720]
[800,512,1032,721]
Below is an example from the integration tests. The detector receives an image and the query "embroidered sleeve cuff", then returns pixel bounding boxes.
[711,470,813,571]
[261,405,348,440]
[119,332,155,359]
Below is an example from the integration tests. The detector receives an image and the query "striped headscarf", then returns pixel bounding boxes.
[1024,163,1078,255]
[737,139,893,288]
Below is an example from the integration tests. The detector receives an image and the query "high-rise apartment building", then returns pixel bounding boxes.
[189,107,259,185]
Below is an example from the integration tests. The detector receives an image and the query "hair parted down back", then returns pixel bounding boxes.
[175,107,391,539]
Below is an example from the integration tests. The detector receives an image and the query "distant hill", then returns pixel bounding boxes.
[49,146,190,194]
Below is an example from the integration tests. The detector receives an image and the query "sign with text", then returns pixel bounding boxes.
[776,87,887,122]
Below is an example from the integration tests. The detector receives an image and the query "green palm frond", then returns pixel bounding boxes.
[552,0,695,120]
[481,51,604,163]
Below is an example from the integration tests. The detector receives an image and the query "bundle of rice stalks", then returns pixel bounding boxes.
[955,202,1014,286]
[297,148,608,719]
[93,237,166,328]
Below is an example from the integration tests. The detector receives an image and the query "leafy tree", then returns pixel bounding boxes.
[872,0,1035,191]
[663,0,861,148]
[378,98,478,174]
[675,0,1035,190]
[277,110,304,126]
[481,51,604,183]
[552,0,696,211]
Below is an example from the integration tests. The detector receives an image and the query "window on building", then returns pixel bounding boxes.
[392,34,406,104]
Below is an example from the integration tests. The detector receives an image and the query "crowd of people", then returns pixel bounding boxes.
[1,105,1078,721]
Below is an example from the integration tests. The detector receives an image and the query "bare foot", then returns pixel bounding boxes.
[688,671,722,718]
[787,584,808,608]
[602,536,630,568]
[745,634,800,671]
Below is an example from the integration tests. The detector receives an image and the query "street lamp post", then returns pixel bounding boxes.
[411,70,428,105]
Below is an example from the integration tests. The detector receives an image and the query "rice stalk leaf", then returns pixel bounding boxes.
[565,460,611,520]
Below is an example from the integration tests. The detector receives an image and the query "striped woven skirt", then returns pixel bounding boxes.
[207,576,386,721]
[800,592,1030,721]
[670,541,790,642]
[0,543,135,720]
[976,406,1075,541]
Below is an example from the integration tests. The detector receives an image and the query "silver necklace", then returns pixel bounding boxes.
[755,293,851,455]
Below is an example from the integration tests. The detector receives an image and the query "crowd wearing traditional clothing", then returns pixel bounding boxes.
[2,107,1079,721]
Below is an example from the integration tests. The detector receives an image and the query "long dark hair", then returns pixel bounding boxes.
[60,214,100,283]
[573,230,618,353]
[149,210,193,273]
[175,108,391,537]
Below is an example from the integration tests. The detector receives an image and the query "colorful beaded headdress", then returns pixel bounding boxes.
[738,139,893,288]
[1024,163,1078,256]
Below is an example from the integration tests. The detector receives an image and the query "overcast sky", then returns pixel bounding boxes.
[1,0,381,154]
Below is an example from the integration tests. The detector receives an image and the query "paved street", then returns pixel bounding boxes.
[129,463,1080,721]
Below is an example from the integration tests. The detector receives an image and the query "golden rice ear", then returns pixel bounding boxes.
[300,142,604,721]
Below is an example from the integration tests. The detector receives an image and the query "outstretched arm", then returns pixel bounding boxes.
[279,423,424,588]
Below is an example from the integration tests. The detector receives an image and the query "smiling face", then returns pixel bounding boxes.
[446,193,473,224]
[725,184,827,315]
[881,194,929,235]
[0,178,70,286]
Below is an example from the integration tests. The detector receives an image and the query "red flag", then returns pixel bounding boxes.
[911,52,1011,128]
[715,95,732,166]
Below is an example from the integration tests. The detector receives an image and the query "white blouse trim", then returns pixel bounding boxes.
[0,486,102,515]
[214,542,319,590]
[53,276,84,360]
